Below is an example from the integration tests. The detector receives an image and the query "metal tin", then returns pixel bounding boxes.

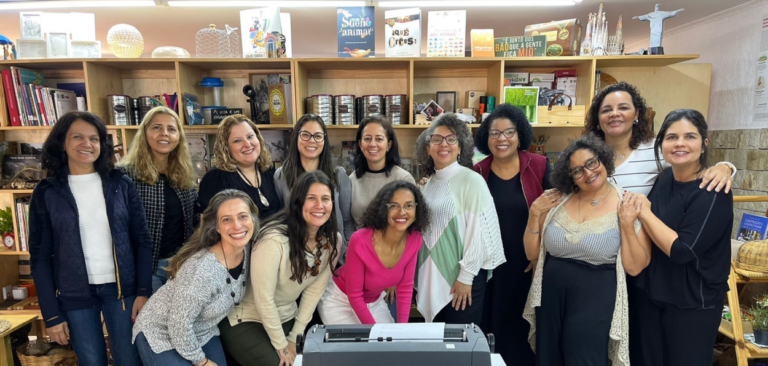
[131,98,140,125]
[333,94,356,125]
[137,96,155,123]
[310,94,334,124]
[358,95,383,123]
[384,94,407,125]
[107,94,132,126]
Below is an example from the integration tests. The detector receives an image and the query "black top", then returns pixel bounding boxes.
[637,168,733,309]
[229,260,244,280]
[159,175,185,259]
[197,167,282,220]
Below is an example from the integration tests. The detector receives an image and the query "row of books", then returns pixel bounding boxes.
[15,198,29,252]
[1,67,79,127]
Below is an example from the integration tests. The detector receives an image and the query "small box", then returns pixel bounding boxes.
[12,286,28,300]
[556,76,578,105]
[530,73,555,83]
[504,72,529,85]
[268,83,293,125]
[532,82,553,89]
[524,18,582,56]
[211,108,244,125]
[2,285,11,300]
[456,108,475,117]
[554,69,577,77]
[465,91,486,109]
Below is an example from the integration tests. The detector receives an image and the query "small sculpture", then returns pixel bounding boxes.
[633,4,683,55]
[0,35,16,60]
[196,24,241,58]
[107,24,144,58]
[151,46,191,58]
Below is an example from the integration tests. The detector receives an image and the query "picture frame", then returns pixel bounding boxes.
[19,12,44,40]
[436,91,457,113]
[46,32,70,58]
[71,40,101,58]
[16,39,47,59]
[420,100,444,122]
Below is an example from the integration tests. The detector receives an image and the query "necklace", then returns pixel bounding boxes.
[220,242,246,323]
[578,186,612,223]
[309,234,330,276]
[237,166,270,207]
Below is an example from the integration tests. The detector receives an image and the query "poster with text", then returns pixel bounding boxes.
[338,6,375,58]
[384,8,421,58]
[426,10,466,58]
[754,14,768,125]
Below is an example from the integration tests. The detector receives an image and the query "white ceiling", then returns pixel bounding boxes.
[0,0,751,57]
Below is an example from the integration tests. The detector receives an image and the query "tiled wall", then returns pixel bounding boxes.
[708,128,768,237]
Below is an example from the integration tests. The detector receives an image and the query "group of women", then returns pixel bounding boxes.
[28,81,735,366]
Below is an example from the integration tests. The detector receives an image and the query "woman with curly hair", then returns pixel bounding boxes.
[118,106,200,293]
[585,82,734,195]
[472,104,553,366]
[522,134,651,366]
[198,114,282,220]
[414,113,505,324]
[318,181,429,324]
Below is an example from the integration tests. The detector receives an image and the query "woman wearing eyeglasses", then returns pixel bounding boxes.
[275,114,355,264]
[318,181,429,325]
[472,104,553,366]
[414,113,506,325]
[522,134,651,366]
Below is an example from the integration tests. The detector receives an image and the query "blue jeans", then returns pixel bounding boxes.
[135,332,227,366]
[63,283,141,366]
[152,258,170,294]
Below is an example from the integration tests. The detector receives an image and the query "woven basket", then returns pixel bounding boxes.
[16,340,75,366]
[736,240,768,273]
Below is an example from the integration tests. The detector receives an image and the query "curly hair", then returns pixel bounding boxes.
[42,111,114,177]
[415,113,475,176]
[360,181,430,235]
[119,106,197,190]
[212,114,273,173]
[654,109,709,173]
[584,82,654,149]
[474,103,534,155]
[281,114,339,189]
[550,133,616,194]
[352,115,402,179]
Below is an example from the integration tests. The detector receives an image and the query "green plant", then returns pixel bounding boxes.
[0,207,12,235]
[750,294,768,332]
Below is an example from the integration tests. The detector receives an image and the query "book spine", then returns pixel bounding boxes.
[26,84,40,127]
[1,70,21,127]
[10,68,27,126]
[23,202,29,252]
[16,200,26,252]
[36,86,48,126]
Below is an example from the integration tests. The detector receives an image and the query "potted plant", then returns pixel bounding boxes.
[751,295,768,345]
[0,207,13,250]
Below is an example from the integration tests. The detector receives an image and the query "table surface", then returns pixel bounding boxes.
[0,314,38,338]
[293,353,507,366]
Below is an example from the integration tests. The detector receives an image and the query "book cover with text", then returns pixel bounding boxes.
[384,8,421,58]
[337,6,375,58]
[737,213,768,242]
[426,10,466,58]
[470,29,494,57]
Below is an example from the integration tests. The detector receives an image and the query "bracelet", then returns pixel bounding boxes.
[527,227,540,235]
[200,359,209,366]
[715,161,737,178]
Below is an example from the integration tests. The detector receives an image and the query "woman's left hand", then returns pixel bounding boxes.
[619,194,643,223]
[384,286,396,305]
[450,281,472,311]
[132,296,148,322]
[700,164,733,193]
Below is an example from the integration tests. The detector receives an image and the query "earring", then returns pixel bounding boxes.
[633,119,639,125]
[597,125,601,131]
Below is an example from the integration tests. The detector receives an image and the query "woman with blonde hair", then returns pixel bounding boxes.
[199,114,282,220]
[119,106,199,294]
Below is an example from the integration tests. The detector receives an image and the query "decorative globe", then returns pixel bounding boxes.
[107,24,144,58]
[151,46,191,58]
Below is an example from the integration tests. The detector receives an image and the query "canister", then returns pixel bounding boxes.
[384,94,407,125]
[310,94,333,125]
[333,94,356,125]
[137,96,156,123]
[357,95,383,122]
[131,98,140,125]
[107,94,132,126]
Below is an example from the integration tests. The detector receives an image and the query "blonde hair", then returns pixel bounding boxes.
[119,106,197,190]
[212,114,273,172]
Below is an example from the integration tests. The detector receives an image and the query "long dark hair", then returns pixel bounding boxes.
[255,171,338,284]
[584,82,654,150]
[42,111,114,177]
[353,116,402,178]
[654,109,709,174]
[360,181,430,235]
[281,114,338,189]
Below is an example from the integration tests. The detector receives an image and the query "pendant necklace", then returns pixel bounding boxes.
[578,186,612,223]
[237,167,270,207]
[220,242,246,323]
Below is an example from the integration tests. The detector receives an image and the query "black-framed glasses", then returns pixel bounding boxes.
[489,128,517,139]
[570,157,601,180]
[429,134,459,145]
[385,202,417,212]
[298,130,326,143]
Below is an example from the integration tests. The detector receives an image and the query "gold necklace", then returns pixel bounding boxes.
[578,186,612,223]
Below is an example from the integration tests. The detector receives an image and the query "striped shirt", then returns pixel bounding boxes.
[544,207,621,266]
[610,141,668,195]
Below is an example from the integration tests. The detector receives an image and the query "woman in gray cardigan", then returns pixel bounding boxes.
[133,190,259,366]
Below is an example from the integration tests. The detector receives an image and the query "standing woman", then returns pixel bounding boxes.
[119,106,199,293]
[472,104,552,365]
[198,114,282,220]
[318,181,429,324]
[219,171,339,366]
[274,114,354,262]
[414,113,506,324]
[626,110,733,366]
[522,134,651,366]
[133,189,258,366]
[29,111,152,366]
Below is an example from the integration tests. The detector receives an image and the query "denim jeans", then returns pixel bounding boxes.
[135,332,228,366]
[152,258,170,294]
[63,283,141,366]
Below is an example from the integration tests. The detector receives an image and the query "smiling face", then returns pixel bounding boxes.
[598,91,638,139]
[227,122,261,167]
[661,118,708,170]
[426,125,460,170]
[145,113,180,159]
[569,148,608,193]
[487,118,519,160]
[302,182,333,233]
[65,120,101,172]
[216,198,255,250]
[359,122,392,169]
[387,188,417,232]
[297,120,325,161]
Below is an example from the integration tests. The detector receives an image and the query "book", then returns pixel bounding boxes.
[340,140,356,175]
[186,134,209,184]
[13,67,45,126]
[15,197,29,252]
[470,29,494,57]
[183,93,204,125]
[337,6,375,58]
[19,143,43,155]
[504,86,540,124]
[384,8,421,58]
[2,155,43,189]
[1,70,21,126]
[494,36,547,57]
[736,213,768,242]
[0,142,19,187]
[240,7,282,59]
[260,130,290,164]
[426,10,466,58]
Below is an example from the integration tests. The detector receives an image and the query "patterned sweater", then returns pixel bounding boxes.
[416,161,506,322]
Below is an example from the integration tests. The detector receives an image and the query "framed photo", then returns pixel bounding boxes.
[71,40,101,58]
[19,12,44,40]
[16,39,47,59]
[436,91,457,113]
[46,32,70,58]
[420,100,444,122]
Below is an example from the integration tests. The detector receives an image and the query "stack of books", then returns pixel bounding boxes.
[1,67,78,126]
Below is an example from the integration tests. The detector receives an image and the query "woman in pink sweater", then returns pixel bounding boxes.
[318,181,430,324]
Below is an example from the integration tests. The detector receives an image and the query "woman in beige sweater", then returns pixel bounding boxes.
[219,171,340,366]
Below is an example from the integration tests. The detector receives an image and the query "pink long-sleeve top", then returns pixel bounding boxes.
[333,227,422,324]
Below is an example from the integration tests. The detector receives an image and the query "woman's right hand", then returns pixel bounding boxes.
[530,189,562,217]
[277,342,297,366]
[47,322,70,345]
[195,358,218,366]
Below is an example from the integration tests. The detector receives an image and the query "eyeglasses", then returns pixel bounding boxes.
[298,130,326,143]
[570,157,601,180]
[429,134,459,145]
[385,202,417,212]
[489,128,517,139]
